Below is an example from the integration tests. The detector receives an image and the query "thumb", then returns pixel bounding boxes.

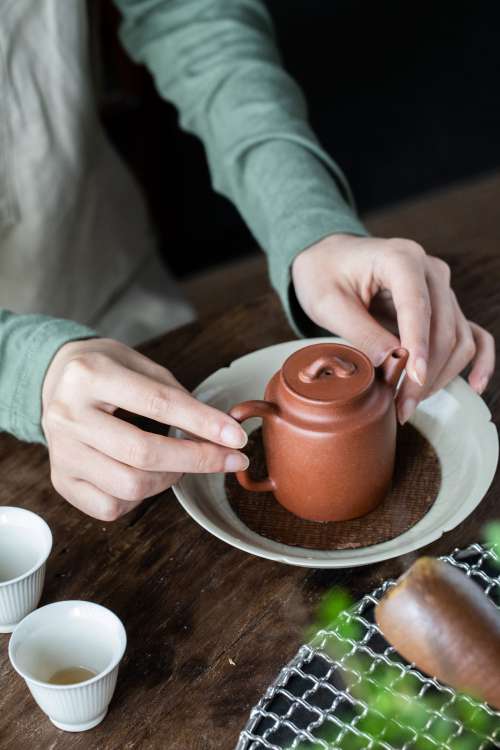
[313,290,401,366]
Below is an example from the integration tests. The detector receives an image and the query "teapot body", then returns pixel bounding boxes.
[230,343,408,523]
[262,368,397,521]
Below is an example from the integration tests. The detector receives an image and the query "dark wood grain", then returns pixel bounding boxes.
[1,173,499,750]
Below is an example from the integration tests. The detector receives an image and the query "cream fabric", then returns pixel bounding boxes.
[0,0,194,345]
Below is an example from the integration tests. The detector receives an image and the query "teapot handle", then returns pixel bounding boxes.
[228,400,277,493]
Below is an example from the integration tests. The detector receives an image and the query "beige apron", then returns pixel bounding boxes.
[0,0,195,346]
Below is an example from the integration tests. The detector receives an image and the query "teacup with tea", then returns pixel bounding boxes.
[9,600,126,732]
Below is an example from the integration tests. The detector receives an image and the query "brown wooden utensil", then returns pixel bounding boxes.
[375,557,500,709]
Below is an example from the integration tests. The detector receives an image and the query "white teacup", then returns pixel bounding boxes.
[0,506,52,632]
[9,600,127,732]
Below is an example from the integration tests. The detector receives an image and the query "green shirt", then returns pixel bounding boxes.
[0,0,367,444]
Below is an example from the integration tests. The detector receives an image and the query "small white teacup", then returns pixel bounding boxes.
[9,600,127,732]
[0,506,52,632]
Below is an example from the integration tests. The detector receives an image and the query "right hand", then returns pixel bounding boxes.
[292,234,495,423]
[42,338,249,521]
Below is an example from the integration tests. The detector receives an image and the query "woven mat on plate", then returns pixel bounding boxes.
[225,424,441,550]
[236,544,500,750]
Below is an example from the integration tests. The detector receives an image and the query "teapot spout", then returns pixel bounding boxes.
[381,348,409,392]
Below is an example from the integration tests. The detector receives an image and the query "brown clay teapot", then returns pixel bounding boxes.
[229,343,408,522]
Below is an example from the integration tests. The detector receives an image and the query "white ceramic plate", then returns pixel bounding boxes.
[171,338,499,568]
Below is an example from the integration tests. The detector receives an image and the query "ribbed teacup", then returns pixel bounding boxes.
[9,600,127,731]
[0,507,52,633]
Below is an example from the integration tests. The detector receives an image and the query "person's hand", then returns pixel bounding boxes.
[292,234,495,423]
[42,338,249,521]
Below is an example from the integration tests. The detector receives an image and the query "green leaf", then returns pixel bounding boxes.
[315,588,354,629]
[484,520,500,564]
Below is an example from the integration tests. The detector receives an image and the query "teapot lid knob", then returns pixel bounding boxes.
[299,355,357,383]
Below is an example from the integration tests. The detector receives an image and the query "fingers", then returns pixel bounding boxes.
[424,260,457,383]
[55,438,180,502]
[468,321,496,394]
[397,284,494,422]
[50,475,142,522]
[49,408,249,474]
[378,242,431,386]
[426,294,475,397]
[48,407,250,521]
[56,353,247,449]
[396,258,455,419]
[53,409,248,474]
[118,347,186,389]
[311,289,400,366]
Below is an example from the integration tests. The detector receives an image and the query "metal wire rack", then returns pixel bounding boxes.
[237,544,500,750]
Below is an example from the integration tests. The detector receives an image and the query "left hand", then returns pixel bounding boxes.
[292,233,495,423]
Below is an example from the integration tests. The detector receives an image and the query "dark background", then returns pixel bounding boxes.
[96,1,500,277]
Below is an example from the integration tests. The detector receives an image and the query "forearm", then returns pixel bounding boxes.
[0,310,96,443]
[237,138,368,327]
[115,0,368,327]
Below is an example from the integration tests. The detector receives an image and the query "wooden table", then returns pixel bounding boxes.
[1,173,499,749]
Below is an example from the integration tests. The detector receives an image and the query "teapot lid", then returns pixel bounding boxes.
[281,343,374,403]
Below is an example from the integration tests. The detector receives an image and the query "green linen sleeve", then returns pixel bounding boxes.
[114,0,369,332]
[0,311,96,444]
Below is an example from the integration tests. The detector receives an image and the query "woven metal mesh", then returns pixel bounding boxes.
[237,545,500,750]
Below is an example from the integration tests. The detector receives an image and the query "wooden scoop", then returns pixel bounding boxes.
[375,557,500,709]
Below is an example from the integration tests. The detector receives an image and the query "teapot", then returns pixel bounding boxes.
[229,343,408,522]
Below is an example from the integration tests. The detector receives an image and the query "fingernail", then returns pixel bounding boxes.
[412,357,427,387]
[220,424,247,449]
[398,398,417,425]
[225,453,249,473]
